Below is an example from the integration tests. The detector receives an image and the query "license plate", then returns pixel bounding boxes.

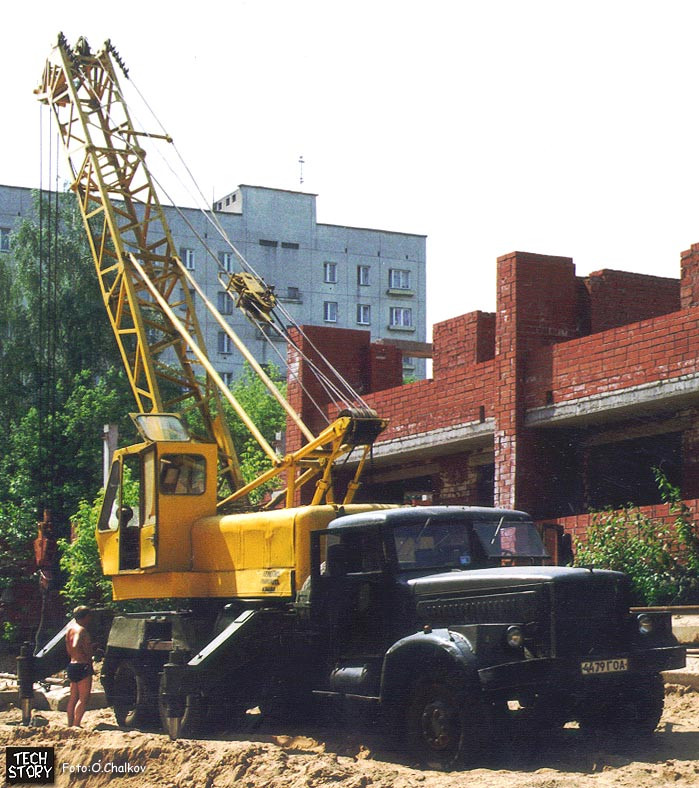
[581,658,628,675]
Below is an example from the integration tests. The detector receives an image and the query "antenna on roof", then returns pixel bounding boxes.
[298,155,305,186]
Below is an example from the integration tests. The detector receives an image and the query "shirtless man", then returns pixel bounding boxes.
[65,605,94,727]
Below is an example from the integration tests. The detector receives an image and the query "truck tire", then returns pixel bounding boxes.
[579,672,665,737]
[406,670,485,771]
[112,660,156,728]
[157,684,245,737]
[158,692,206,738]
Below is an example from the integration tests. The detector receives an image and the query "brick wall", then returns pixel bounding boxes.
[286,325,403,453]
[584,269,679,334]
[523,307,699,409]
[545,498,699,550]
[287,243,699,533]
[433,311,495,379]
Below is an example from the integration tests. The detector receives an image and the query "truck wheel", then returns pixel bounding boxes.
[113,660,155,728]
[158,692,206,738]
[157,686,244,737]
[579,672,665,737]
[406,671,484,770]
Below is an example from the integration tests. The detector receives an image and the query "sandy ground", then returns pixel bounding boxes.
[1,685,698,787]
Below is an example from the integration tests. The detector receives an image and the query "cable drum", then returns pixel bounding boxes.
[337,408,387,446]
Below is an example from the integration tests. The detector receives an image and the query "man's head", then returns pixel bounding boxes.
[73,605,91,623]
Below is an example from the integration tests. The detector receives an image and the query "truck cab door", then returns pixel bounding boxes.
[310,528,399,693]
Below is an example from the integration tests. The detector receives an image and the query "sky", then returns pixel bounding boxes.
[3,0,699,338]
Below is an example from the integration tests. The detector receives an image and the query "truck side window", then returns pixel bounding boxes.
[159,454,206,495]
[325,531,385,575]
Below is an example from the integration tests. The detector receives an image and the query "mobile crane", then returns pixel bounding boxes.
[18,36,684,770]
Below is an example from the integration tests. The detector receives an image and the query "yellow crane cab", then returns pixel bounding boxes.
[96,413,218,579]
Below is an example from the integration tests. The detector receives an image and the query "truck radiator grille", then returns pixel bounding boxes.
[551,579,629,657]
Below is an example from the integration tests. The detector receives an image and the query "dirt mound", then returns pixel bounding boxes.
[1,688,698,787]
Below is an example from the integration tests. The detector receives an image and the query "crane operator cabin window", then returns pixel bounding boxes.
[159,454,206,495]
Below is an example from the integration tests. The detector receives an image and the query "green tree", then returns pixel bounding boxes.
[0,190,134,629]
[228,364,287,505]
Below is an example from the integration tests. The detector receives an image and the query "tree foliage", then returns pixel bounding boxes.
[226,364,287,504]
[0,190,133,628]
[574,469,699,605]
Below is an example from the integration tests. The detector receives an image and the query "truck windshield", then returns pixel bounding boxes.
[392,516,550,570]
[472,518,549,559]
[393,519,474,570]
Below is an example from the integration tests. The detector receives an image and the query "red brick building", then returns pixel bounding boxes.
[287,246,699,544]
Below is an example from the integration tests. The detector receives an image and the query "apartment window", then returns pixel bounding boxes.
[324,301,338,323]
[356,304,371,325]
[218,332,233,354]
[357,265,370,286]
[0,228,10,252]
[282,241,300,250]
[389,268,411,289]
[389,306,413,328]
[324,261,338,283]
[218,251,234,273]
[180,248,195,270]
[287,286,300,300]
[259,239,278,247]
[217,292,233,315]
[221,371,234,387]
[403,355,416,368]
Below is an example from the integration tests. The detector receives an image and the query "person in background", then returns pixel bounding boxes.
[65,605,94,727]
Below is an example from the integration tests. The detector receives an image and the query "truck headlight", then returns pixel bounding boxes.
[506,626,524,649]
[637,613,654,635]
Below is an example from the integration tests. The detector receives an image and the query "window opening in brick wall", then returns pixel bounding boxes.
[586,432,681,510]
[0,227,10,252]
[476,464,495,507]
[357,265,370,286]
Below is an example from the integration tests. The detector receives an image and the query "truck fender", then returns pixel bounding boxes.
[380,628,478,705]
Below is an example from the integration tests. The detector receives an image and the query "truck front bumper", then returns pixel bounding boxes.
[478,645,686,692]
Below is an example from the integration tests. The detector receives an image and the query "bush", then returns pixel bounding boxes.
[574,470,699,606]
